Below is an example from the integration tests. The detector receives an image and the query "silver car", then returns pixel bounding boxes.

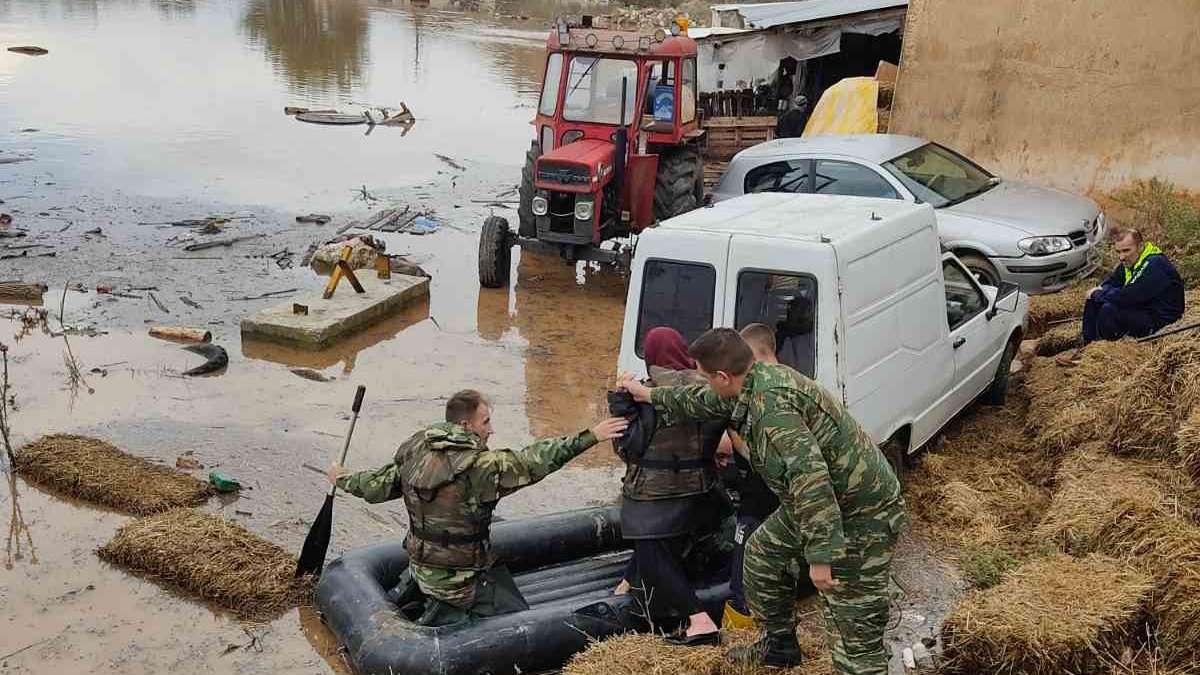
[711,134,1105,294]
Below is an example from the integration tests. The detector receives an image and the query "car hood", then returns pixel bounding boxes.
[943,179,1100,237]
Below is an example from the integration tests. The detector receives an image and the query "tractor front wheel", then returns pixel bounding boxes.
[478,216,512,288]
[518,142,540,238]
[654,145,702,221]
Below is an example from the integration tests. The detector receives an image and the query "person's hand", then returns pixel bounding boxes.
[728,430,749,458]
[617,371,652,403]
[809,563,840,592]
[591,417,630,442]
[326,463,348,486]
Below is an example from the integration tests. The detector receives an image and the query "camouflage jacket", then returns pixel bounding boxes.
[620,366,724,501]
[651,362,906,564]
[336,422,599,605]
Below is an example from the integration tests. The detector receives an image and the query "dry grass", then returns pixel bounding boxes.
[905,395,1054,553]
[940,554,1153,675]
[563,610,832,675]
[15,434,212,514]
[1037,449,1200,664]
[1173,406,1200,484]
[1034,323,1083,356]
[1027,285,1091,337]
[97,509,311,619]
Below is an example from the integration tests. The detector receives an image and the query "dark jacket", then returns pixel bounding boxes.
[1096,249,1185,328]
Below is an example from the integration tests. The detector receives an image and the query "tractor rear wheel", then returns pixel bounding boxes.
[518,142,540,238]
[478,216,512,288]
[654,145,701,221]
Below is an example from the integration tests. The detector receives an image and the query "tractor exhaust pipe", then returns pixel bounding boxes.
[611,76,628,224]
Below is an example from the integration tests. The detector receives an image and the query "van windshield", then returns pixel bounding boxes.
[735,271,817,377]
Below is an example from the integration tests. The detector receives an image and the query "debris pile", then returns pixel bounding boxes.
[603,7,698,30]
[940,554,1153,675]
[307,233,429,278]
[98,509,311,619]
[15,435,212,514]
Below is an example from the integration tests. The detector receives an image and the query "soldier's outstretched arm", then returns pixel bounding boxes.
[761,410,847,563]
[476,417,628,500]
[334,463,403,503]
[650,385,734,427]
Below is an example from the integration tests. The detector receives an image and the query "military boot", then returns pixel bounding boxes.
[725,633,803,668]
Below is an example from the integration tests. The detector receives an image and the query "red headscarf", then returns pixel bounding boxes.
[644,327,696,372]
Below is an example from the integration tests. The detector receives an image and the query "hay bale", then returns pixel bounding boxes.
[1034,323,1082,356]
[1036,450,1200,662]
[1024,341,1150,451]
[1173,407,1200,483]
[940,554,1152,675]
[98,509,310,619]
[15,434,212,514]
[1027,285,1091,336]
[1111,339,1200,459]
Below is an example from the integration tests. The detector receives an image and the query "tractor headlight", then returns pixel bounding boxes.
[574,200,594,221]
[1018,236,1072,256]
[532,196,549,216]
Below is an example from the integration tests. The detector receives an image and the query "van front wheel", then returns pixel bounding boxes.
[881,436,906,486]
[985,340,1017,406]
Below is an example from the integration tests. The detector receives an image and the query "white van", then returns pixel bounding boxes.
[617,193,1029,462]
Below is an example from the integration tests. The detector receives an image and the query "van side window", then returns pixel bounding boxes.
[743,160,812,195]
[735,271,817,378]
[814,160,900,199]
[943,261,987,331]
[636,260,716,356]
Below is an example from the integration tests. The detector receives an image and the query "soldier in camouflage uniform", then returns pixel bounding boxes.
[619,328,906,674]
[327,390,627,625]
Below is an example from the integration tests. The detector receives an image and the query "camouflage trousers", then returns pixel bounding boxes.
[743,510,899,675]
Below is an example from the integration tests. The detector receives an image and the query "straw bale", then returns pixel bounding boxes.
[97,509,311,619]
[1024,341,1150,452]
[1173,407,1200,484]
[1036,449,1200,661]
[15,434,211,514]
[1034,323,1082,356]
[1027,285,1091,336]
[905,398,1053,550]
[940,554,1152,675]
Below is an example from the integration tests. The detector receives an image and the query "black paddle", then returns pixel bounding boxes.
[296,384,366,578]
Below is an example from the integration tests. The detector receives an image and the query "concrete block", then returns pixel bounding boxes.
[240,274,429,348]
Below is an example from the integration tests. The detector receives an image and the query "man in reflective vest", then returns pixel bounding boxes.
[1058,228,1184,365]
[326,390,627,625]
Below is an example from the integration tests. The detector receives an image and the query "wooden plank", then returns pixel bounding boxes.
[380,211,419,233]
[702,116,778,129]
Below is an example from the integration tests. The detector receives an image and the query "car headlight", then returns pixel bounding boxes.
[532,196,548,216]
[574,200,594,221]
[1018,236,1073,256]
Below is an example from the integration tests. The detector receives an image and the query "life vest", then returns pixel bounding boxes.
[397,422,496,570]
[1125,242,1164,285]
[620,367,725,500]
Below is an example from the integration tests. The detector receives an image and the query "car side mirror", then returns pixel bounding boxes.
[987,281,1020,320]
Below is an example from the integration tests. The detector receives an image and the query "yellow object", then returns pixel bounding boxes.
[803,77,880,137]
[676,17,689,36]
[722,601,757,630]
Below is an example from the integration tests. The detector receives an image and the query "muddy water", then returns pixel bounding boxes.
[0,0,635,671]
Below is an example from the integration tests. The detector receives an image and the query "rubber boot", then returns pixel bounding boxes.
[726,633,803,668]
[721,601,757,630]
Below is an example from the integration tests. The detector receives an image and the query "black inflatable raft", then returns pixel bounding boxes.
[315,506,731,675]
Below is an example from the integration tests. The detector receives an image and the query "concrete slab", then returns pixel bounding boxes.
[240,274,429,348]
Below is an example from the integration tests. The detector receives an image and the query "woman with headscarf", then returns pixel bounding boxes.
[611,326,731,645]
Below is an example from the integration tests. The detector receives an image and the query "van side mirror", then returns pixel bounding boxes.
[987,281,1020,320]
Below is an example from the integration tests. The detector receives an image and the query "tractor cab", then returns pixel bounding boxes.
[478,16,706,288]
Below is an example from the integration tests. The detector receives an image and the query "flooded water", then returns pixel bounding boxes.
[0,0,559,208]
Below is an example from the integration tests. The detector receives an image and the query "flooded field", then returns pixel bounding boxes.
[1,1,957,672]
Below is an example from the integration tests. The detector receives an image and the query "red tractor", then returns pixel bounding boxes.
[478,16,705,287]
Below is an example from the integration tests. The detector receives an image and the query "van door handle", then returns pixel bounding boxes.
[953,337,966,349]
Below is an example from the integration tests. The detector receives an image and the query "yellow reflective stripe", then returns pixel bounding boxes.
[1125,242,1163,284]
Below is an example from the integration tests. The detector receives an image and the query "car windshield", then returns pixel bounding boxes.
[882,143,996,207]
[563,56,638,125]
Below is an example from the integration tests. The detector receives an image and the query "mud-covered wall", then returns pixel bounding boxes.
[890,0,1200,193]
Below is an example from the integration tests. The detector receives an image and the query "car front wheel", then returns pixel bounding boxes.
[958,253,1002,288]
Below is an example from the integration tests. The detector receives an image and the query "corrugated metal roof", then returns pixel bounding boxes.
[688,26,750,40]
[710,0,908,29]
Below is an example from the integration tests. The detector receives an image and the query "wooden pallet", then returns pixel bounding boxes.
[339,206,424,234]
[703,116,777,160]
